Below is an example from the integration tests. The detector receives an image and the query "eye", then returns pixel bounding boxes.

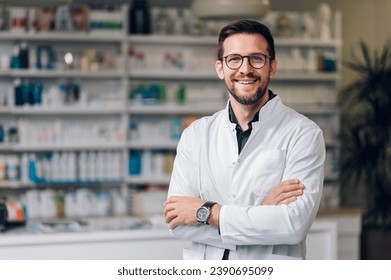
[251,54,265,62]
[227,55,242,63]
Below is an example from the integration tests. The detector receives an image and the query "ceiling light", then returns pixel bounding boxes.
[191,0,270,20]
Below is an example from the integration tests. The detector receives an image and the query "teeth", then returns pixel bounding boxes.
[238,80,255,85]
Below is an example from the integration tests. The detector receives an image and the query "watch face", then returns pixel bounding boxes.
[196,207,209,223]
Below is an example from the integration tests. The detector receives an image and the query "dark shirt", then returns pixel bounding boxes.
[228,90,276,154]
[228,104,259,154]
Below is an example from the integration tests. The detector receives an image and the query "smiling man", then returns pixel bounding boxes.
[163,20,325,260]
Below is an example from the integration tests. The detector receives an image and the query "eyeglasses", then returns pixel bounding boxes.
[222,53,272,70]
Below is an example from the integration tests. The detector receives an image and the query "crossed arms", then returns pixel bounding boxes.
[164,179,304,229]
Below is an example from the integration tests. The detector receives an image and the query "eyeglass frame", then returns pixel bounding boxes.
[221,53,273,70]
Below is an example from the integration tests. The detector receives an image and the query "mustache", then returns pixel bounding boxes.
[236,73,260,79]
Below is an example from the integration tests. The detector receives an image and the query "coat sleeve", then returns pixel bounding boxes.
[167,122,236,251]
[219,123,325,246]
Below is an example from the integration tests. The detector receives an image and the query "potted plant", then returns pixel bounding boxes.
[339,41,391,259]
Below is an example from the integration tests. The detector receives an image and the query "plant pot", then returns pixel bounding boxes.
[361,226,391,259]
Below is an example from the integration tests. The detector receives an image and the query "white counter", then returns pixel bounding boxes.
[0,219,343,260]
[0,227,189,260]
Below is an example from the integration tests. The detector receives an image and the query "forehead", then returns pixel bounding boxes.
[223,33,269,55]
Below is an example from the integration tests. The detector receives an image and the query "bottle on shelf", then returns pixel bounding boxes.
[128,0,151,34]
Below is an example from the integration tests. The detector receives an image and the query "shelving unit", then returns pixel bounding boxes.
[0,5,342,227]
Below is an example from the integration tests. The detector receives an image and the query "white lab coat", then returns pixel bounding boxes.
[167,95,325,260]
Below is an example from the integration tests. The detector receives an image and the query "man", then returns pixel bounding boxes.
[164,20,325,260]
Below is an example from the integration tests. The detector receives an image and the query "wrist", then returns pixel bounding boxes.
[208,203,221,227]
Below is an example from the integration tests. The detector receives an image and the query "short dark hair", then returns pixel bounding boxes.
[217,19,276,61]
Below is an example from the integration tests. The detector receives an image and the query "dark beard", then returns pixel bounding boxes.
[229,84,268,106]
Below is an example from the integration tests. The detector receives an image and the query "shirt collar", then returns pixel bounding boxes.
[228,90,276,125]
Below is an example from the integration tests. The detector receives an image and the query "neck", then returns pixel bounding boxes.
[229,92,269,130]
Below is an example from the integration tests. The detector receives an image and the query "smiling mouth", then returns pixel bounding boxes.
[236,79,259,85]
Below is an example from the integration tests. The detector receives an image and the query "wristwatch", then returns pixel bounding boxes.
[196,201,217,224]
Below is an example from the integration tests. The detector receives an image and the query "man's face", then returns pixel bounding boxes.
[215,33,276,106]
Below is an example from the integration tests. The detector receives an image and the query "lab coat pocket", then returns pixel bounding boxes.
[251,150,286,197]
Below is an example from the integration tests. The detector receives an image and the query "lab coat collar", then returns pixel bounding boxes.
[223,91,283,128]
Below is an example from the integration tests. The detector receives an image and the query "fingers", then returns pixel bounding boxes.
[261,179,305,206]
[164,196,179,206]
[163,201,175,217]
[277,196,298,205]
[163,196,204,229]
[275,180,304,196]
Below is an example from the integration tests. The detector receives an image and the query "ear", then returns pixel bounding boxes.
[215,60,225,80]
[268,59,277,78]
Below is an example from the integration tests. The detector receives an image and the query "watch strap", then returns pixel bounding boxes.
[202,201,217,210]
[202,201,217,224]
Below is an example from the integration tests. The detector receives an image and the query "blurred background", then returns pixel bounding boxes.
[0,0,390,260]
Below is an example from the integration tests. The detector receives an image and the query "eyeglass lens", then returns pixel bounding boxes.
[225,54,268,69]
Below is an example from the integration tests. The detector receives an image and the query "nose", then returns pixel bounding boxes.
[239,57,254,73]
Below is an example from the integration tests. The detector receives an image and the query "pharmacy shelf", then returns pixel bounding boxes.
[128,140,178,149]
[0,143,14,151]
[0,70,124,79]
[129,35,342,48]
[128,104,224,115]
[129,69,339,81]
[275,38,342,48]
[0,31,124,42]
[33,180,123,188]
[11,107,124,115]
[0,181,34,189]
[129,69,218,80]
[126,176,171,185]
[0,181,122,190]
[128,34,216,45]
[0,107,11,114]
[11,143,125,152]
[0,5,343,221]
[273,71,340,81]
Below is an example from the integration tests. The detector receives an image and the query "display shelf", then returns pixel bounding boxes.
[129,34,342,48]
[128,140,178,149]
[275,38,342,48]
[0,4,342,224]
[128,104,224,115]
[0,32,124,42]
[0,70,124,79]
[0,107,11,114]
[11,107,125,116]
[12,143,125,152]
[126,176,171,185]
[129,69,217,80]
[0,180,122,190]
[0,181,34,189]
[0,143,14,151]
[129,69,339,81]
[273,71,340,81]
[128,34,216,45]
[34,180,122,188]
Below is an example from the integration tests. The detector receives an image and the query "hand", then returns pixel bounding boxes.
[261,179,304,205]
[164,196,206,229]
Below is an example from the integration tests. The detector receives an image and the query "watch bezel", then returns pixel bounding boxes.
[196,206,210,224]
